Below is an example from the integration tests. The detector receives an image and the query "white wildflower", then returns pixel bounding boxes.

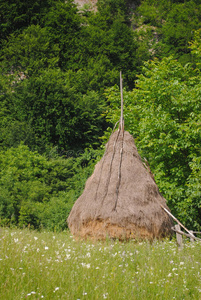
[53,287,59,293]
[27,291,36,296]
[81,263,90,268]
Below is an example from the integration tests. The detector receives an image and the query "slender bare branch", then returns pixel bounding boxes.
[120,71,124,131]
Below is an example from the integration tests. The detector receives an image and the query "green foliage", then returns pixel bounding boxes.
[97,0,130,25]
[161,1,201,63]
[0,0,52,44]
[83,55,119,92]
[0,144,103,230]
[135,0,201,64]
[37,192,75,231]
[82,10,137,88]
[135,0,169,27]
[0,0,138,152]
[43,0,82,71]
[1,25,60,76]
[189,29,201,66]
[0,69,106,152]
[186,157,201,229]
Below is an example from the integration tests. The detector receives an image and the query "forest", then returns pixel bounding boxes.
[0,0,200,231]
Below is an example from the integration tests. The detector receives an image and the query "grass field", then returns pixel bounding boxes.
[0,228,201,300]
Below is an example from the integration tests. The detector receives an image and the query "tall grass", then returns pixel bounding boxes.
[0,228,200,299]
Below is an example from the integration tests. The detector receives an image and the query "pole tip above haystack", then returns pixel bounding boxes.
[120,71,124,132]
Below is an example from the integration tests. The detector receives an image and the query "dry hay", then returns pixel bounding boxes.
[67,130,173,240]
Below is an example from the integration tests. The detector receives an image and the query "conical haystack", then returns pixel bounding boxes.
[67,130,173,240]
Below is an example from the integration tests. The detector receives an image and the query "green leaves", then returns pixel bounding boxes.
[1,25,60,76]
[0,0,138,153]
[0,144,102,230]
[161,1,201,61]
[135,0,201,64]
[0,0,51,44]
[0,68,106,153]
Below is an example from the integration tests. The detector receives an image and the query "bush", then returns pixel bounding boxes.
[0,144,103,230]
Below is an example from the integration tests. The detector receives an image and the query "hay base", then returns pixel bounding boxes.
[71,219,170,241]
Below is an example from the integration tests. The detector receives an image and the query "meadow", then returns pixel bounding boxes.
[0,228,201,300]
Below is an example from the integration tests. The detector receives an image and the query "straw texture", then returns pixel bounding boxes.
[67,130,172,240]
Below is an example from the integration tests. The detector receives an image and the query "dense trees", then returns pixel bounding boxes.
[134,0,201,64]
[1,25,60,75]
[0,0,201,231]
[0,69,106,152]
[0,0,53,45]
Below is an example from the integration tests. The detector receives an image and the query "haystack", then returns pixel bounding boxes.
[67,129,173,240]
[67,72,172,240]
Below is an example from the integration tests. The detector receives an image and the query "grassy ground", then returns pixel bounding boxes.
[0,228,201,300]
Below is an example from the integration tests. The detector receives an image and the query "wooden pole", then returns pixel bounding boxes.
[175,224,183,248]
[172,227,197,238]
[120,71,124,131]
[172,227,201,241]
[189,230,195,242]
[161,204,201,241]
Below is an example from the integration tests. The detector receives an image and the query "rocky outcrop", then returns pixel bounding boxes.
[74,0,97,9]
[73,0,141,11]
